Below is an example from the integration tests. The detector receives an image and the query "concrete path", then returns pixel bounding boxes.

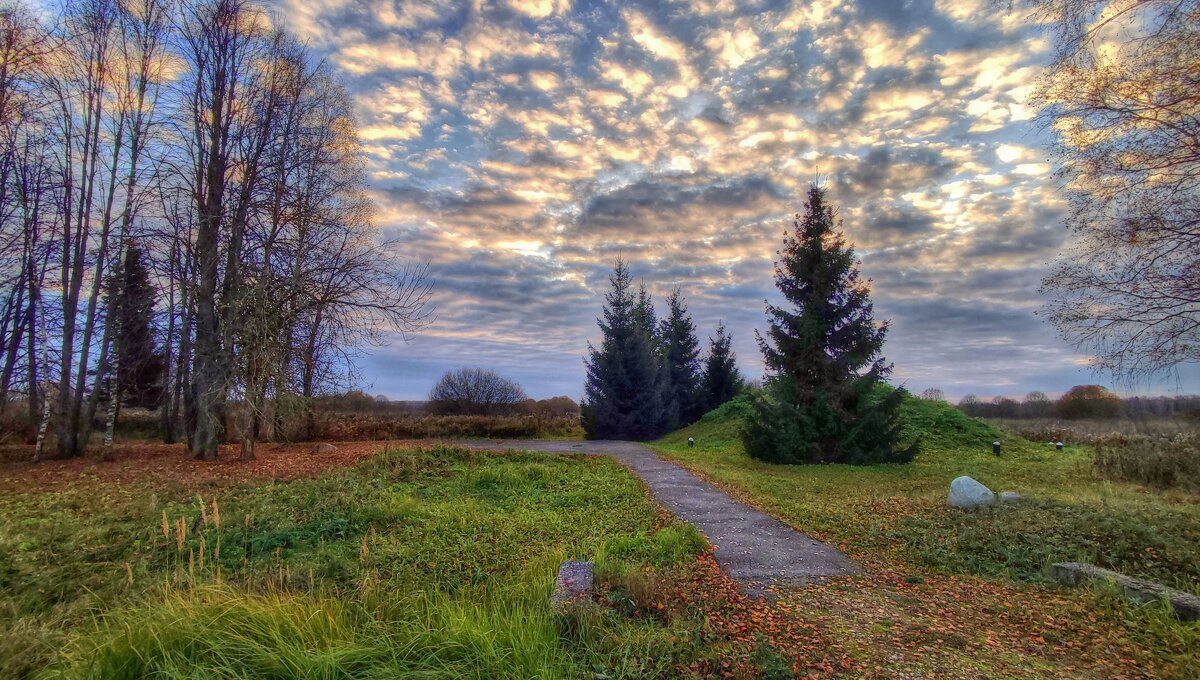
[465,439,857,584]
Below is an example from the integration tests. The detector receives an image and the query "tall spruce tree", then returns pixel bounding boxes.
[700,320,744,413]
[582,260,672,440]
[744,184,916,465]
[111,245,165,409]
[631,280,677,428]
[660,287,702,426]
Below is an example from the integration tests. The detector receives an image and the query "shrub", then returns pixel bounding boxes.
[0,401,36,445]
[1094,433,1200,490]
[742,381,918,465]
[428,368,528,415]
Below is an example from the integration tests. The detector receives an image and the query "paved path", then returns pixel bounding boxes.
[465,439,857,584]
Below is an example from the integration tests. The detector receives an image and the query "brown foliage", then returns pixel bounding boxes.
[1056,385,1122,419]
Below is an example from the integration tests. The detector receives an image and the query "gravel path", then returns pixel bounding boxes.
[465,439,857,584]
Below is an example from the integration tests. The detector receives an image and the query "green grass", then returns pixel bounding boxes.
[652,392,1200,674]
[0,445,706,679]
[6,402,1197,678]
[655,392,1200,591]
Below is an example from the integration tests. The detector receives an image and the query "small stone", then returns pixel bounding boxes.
[948,476,995,509]
[310,443,337,454]
[999,491,1023,503]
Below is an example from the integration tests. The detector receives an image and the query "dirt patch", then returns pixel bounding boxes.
[0,440,428,493]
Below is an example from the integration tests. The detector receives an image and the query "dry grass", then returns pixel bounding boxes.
[312,411,583,440]
[987,417,1196,447]
[1094,433,1200,491]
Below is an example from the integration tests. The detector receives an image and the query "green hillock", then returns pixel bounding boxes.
[893,389,999,450]
[661,387,999,454]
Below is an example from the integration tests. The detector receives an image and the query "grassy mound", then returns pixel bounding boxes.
[664,387,1000,454]
[894,389,999,450]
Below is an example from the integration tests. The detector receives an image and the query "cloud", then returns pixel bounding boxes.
[270,0,1195,400]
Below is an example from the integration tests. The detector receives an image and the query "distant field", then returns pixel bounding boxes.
[985,416,1197,445]
[310,411,583,440]
[0,405,584,452]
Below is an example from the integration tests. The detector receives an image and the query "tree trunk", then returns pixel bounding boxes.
[160,241,178,443]
[32,305,50,462]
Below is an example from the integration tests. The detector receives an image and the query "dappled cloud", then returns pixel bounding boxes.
[274,0,1112,399]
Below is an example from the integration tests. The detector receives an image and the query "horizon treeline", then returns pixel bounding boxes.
[582,259,744,440]
[0,0,431,461]
[950,389,1200,420]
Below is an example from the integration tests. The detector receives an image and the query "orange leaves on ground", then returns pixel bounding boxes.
[0,440,426,492]
[662,551,849,678]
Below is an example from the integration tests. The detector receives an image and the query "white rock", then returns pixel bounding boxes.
[948,476,995,509]
[999,491,1023,503]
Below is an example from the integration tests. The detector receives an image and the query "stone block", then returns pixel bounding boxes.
[552,560,594,610]
[1052,562,1200,621]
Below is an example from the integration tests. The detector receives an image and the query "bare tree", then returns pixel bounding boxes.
[177,0,272,459]
[0,2,51,415]
[1031,0,1200,382]
[2,0,433,461]
[429,368,528,416]
[38,0,125,459]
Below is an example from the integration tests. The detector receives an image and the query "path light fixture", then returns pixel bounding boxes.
[687,437,695,448]
[993,440,1001,456]
[1056,441,1064,452]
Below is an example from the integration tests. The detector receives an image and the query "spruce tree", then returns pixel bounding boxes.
[111,244,165,409]
[634,282,658,343]
[744,184,917,465]
[582,260,672,440]
[700,320,744,413]
[659,287,702,426]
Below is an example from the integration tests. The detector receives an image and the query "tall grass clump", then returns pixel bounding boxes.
[1094,433,1200,491]
[58,578,574,680]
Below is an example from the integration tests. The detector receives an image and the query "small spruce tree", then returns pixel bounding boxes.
[660,287,702,426]
[743,184,916,465]
[582,260,672,440]
[700,320,744,413]
[111,244,165,409]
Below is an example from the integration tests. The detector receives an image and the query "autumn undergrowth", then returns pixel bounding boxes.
[0,445,706,679]
[653,390,1200,673]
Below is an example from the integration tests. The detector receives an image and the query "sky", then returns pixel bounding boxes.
[275,0,1199,401]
